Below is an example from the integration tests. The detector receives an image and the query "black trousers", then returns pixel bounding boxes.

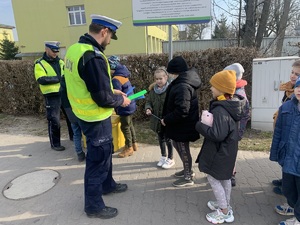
[44,95,61,147]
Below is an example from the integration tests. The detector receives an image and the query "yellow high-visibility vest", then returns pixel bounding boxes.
[34,59,64,94]
[64,43,113,122]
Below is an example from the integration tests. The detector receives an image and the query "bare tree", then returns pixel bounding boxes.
[186,23,210,40]
[255,0,271,49]
[243,0,256,47]
[274,0,292,56]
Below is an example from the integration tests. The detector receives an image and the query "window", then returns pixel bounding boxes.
[67,5,86,25]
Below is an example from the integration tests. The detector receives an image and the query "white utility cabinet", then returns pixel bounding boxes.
[251,56,300,131]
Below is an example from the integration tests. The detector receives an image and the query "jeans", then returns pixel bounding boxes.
[71,122,83,155]
[282,172,300,221]
[79,117,117,214]
[44,95,61,147]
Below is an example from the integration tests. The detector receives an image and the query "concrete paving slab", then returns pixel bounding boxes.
[0,133,289,225]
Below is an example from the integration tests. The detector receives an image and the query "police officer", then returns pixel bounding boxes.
[34,41,65,151]
[64,14,131,219]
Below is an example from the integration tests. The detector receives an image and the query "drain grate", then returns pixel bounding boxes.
[2,169,60,200]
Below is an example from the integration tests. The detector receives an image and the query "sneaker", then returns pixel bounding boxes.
[206,208,234,224]
[207,201,219,211]
[162,158,175,169]
[157,156,167,167]
[207,201,233,212]
[86,206,118,219]
[172,177,194,187]
[174,170,195,178]
[275,203,294,216]
[272,179,283,187]
[273,186,283,195]
[279,217,300,225]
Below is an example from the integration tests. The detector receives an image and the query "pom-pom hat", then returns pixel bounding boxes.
[44,41,60,52]
[210,70,236,95]
[90,14,122,40]
[224,63,244,80]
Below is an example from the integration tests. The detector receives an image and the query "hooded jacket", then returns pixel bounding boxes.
[270,96,300,177]
[112,64,136,116]
[162,68,201,142]
[195,95,244,180]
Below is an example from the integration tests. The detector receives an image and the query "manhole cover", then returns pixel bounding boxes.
[2,169,60,200]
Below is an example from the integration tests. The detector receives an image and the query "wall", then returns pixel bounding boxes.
[12,0,176,58]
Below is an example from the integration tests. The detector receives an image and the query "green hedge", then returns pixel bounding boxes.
[0,48,261,120]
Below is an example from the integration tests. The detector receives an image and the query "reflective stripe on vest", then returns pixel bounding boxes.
[64,43,113,122]
[34,59,64,94]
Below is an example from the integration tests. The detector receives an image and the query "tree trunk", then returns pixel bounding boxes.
[243,0,256,47]
[238,0,242,46]
[255,0,271,49]
[274,0,292,56]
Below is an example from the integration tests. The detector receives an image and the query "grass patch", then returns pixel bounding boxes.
[135,120,272,152]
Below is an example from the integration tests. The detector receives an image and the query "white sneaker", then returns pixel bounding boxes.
[279,217,300,225]
[207,201,233,212]
[206,208,234,224]
[162,158,175,169]
[207,201,219,211]
[157,156,167,167]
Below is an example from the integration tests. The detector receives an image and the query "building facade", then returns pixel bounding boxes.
[12,0,178,59]
[0,24,15,42]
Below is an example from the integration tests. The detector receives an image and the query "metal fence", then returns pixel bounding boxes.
[162,36,300,57]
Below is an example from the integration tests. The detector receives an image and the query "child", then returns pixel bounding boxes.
[223,63,250,187]
[195,70,245,224]
[108,56,138,158]
[272,60,300,216]
[270,77,300,225]
[145,67,174,169]
[161,56,201,187]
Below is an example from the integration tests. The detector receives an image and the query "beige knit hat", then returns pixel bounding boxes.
[210,70,236,95]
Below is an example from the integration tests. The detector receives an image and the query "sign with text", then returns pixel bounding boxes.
[132,0,211,26]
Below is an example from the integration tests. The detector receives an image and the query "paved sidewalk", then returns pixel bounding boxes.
[0,133,288,225]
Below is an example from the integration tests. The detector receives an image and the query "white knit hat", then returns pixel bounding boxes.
[224,63,245,80]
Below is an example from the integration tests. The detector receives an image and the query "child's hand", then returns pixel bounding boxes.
[161,119,166,126]
[201,110,213,127]
[146,109,152,115]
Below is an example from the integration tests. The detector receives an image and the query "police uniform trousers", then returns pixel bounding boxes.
[79,117,117,214]
[44,95,62,148]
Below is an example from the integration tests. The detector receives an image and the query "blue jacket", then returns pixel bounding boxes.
[269,96,300,177]
[112,64,136,116]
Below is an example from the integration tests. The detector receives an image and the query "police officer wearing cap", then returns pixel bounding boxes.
[64,14,131,219]
[34,41,66,151]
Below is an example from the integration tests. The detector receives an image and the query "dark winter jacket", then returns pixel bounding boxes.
[270,97,300,177]
[195,95,244,180]
[112,64,136,116]
[145,83,169,133]
[162,68,201,142]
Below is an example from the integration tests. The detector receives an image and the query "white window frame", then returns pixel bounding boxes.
[67,5,86,25]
